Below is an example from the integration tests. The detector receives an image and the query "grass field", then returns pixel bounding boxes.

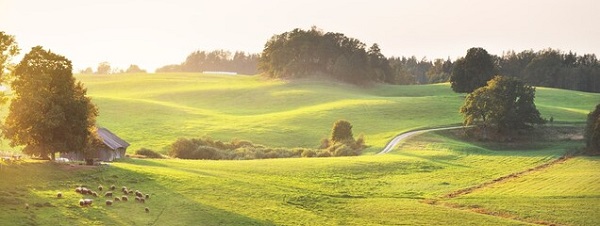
[73,73,599,154]
[0,135,585,225]
[0,73,598,225]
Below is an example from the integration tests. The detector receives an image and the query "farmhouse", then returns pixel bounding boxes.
[62,127,130,162]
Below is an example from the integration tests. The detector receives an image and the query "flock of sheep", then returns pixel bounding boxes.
[62,184,151,213]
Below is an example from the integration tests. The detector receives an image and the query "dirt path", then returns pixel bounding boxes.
[377,126,466,155]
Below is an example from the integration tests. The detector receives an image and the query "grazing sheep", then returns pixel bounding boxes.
[145,207,149,213]
[104,192,113,197]
[128,190,133,195]
[105,200,113,206]
[110,185,116,190]
[92,192,98,197]
[57,192,62,198]
[123,189,129,195]
[83,199,93,206]
[121,186,127,192]
[140,198,145,203]
[114,197,121,202]
[75,187,82,193]
[135,196,140,202]
[79,199,85,207]
[135,191,143,198]
[121,196,128,202]
[145,194,150,199]
[98,185,103,191]
[25,203,29,210]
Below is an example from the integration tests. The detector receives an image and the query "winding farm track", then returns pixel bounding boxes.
[377,126,466,155]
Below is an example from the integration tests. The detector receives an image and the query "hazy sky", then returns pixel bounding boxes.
[2,0,599,72]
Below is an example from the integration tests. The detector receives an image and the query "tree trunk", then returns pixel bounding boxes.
[51,152,56,161]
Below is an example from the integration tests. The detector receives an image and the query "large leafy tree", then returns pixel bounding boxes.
[460,76,544,137]
[3,46,99,160]
[585,104,600,154]
[451,47,496,93]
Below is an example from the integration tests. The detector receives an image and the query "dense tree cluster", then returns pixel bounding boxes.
[460,76,545,138]
[156,50,259,75]
[496,49,600,93]
[389,57,453,85]
[259,27,456,85]
[585,104,600,154]
[259,27,392,84]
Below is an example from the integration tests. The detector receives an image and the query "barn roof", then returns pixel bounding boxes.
[98,127,130,150]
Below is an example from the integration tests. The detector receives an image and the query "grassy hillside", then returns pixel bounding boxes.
[73,73,598,154]
[1,73,597,225]
[0,135,583,225]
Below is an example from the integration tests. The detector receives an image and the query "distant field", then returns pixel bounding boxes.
[71,73,599,154]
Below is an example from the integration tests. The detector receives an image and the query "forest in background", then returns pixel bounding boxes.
[83,27,598,93]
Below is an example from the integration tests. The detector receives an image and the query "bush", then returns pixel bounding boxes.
[169,138,197,159]
[329,143,359,157]
[135,148,163,159]
[168,136,317,160]
[301,149,316,157]
[331,120,354,143]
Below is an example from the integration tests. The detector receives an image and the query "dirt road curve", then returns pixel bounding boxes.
[377,126,466,155]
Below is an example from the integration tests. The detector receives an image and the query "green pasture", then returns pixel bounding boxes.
[73,73,598,154]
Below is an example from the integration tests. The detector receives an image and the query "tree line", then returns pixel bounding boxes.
[258,27,599,92]
[156,50,259,75]
[79,62,147,74]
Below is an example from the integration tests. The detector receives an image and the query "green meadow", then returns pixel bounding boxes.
[0,73,598,225]
[76,73,597,153]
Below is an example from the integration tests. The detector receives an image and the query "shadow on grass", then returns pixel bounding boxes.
[0,160,274,226]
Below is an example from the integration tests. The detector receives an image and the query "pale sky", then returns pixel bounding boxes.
[1,0,599,72]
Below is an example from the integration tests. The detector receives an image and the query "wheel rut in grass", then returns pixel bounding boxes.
[428,152,577,226]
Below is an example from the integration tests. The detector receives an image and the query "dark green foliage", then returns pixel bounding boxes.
[156,50,259,75]
[259,27,387,84]
[3,46,99,160]
[135,148,163,159]
[499,49,600,93]
[331,120,354,143]
[451,47,496,93]
[460,76,545,137]
[585,104,600,154]
[168,137,312,160]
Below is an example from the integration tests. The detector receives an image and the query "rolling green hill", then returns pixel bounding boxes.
[0,73,598,225]
[75,73,598,154]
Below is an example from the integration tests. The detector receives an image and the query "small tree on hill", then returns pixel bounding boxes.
[3,46,99,160]
[331,120,354,143]
[585,104,600,154]
[460,76,544,138]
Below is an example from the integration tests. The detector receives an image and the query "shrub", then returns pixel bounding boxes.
[331,120,354,143]
[169,138,197,159]
[329,143,358,157]
[301,149,316,157]
[135,148,163,159]
[193,146,219,160]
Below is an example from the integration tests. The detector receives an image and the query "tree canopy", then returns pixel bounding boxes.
[451,47,496,93]
[0,31,20,106]
[3,46,99,160]
[259,27,394,84]
[156,50,259,75]
[585,104,600,154]
[460,76,544,137]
